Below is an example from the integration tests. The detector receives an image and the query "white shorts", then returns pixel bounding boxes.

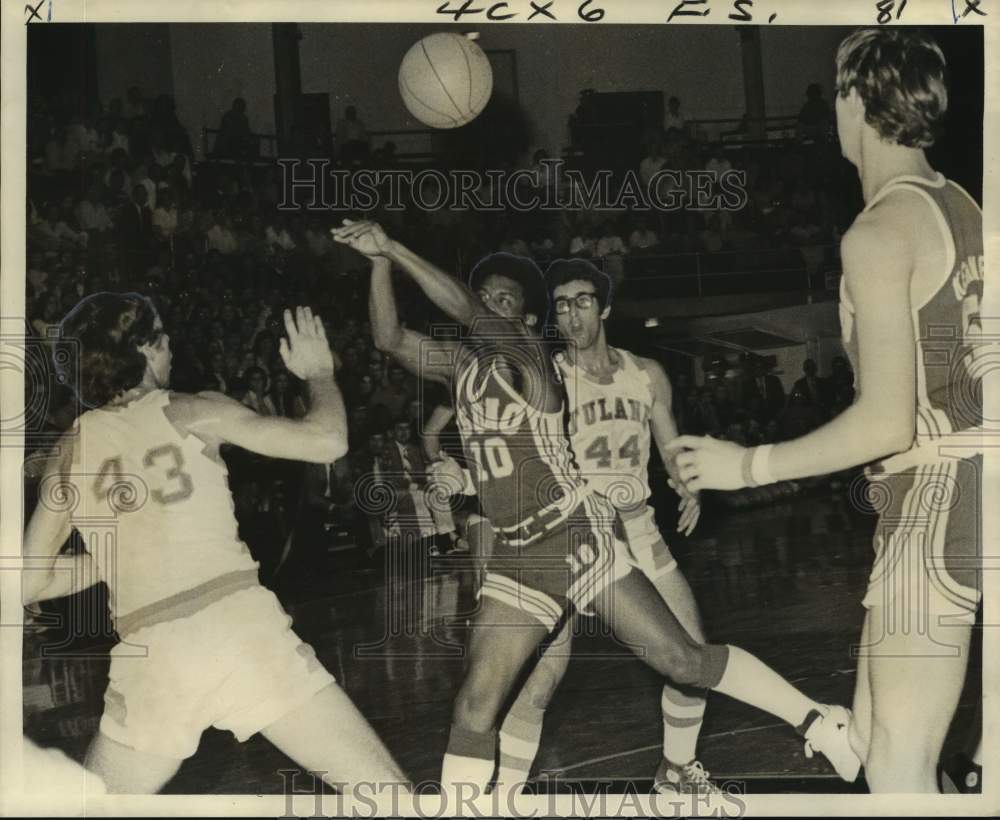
[616,505,678,580]
[100,585,335,760]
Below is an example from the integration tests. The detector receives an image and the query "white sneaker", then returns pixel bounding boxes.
[804,705,861,782]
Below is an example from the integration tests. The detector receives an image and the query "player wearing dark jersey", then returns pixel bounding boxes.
[334,220,860,794]
[672,29,984,793]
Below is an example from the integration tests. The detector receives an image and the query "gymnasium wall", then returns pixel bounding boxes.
[95,25,174,109]
[96,24,853,158]
[167,24,277,159]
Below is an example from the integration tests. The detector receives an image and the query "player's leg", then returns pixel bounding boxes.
[494,619,574,792]
[84,733,183,794]
[443,591,552,792]
[591,568,860,779]
[848,609,874,765]
[650,566,713,792]
[261,683,409,789]
[625,506,713,792]
[863,605,972,792]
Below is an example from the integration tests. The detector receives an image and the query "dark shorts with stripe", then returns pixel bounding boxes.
[861,455,981,620]
[478,491,631,631]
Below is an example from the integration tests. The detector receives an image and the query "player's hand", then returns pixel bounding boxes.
[427,452,466,497]
[278,306,334,380]
[668,435,749,493]
[331,219,393,259]
[676,489,700,535]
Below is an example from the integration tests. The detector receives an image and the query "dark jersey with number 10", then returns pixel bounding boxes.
[452,347,589,538]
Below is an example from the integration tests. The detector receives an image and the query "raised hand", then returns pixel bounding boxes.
[331,219,393,259]
[278,306,335,380]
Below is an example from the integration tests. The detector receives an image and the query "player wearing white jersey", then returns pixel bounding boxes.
[22,294,409,794]
[493,259,717,795]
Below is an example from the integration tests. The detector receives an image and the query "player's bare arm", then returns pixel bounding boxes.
[423,404,455,462]
[175,307,348,464]
[639,356,701,535]
[672,196,917,491]
[367,255,455,385]
[336,218,557,412]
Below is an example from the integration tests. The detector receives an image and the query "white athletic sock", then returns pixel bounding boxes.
[711,645,815,728]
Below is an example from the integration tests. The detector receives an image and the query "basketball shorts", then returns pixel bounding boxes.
[100,585,335,760]
[615,504,678,580]
[478,491,631,632]
[861,456,981,625]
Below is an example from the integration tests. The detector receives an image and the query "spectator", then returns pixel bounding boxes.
[123,85,145,121]
[370,364,414,421]
[205,210,238,255]
[304,217,333,257]
[270,369,307,418]
[664,95,685,134]
[265,215,297,252]
[797,83,831,142]
[779,389,825,439]
[336,105,369,164]
[743,356,786,422]
[152,189,179,241]
[792,358,832,414]
[639,139,667,189]
[628,213,660,251]
[75,187,113,235]
[241,366,276,415]
[37,203,87,250]
[216,97,256,159]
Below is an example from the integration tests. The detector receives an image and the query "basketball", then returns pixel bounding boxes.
[398,32,494,129]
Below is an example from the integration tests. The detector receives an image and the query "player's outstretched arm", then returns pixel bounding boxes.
[642,358,700,535]
[186,307,348,464]
[334,219,483,328]
[671,203,917,491]
[368,256,454,385]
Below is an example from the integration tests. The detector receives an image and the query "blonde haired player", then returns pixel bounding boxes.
[22,295,408,794]
[672,29,984,792]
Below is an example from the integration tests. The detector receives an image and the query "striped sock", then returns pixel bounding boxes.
[496,697,545,792]
[441,724,496,793]
[661,684,707,766]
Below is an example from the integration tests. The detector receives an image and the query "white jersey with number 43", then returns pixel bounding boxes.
[559,348,653,511]
[64,389,258,622]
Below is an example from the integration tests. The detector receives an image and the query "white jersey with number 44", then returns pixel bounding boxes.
[559,349,654,511]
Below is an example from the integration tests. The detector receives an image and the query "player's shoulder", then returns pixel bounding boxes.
[841,198,916,287]
[628,351,667,381]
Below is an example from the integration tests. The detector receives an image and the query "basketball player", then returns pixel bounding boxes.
[486,258,717,794]
[22,296,409,794]
[671,29,984,793]
[333,220,860,793]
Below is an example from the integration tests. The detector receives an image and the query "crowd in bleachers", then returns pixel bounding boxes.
[25,84,861,583]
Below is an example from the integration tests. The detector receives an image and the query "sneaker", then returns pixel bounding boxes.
[653,758,722,795]
[803,705,861,782]
[940,751,981,794]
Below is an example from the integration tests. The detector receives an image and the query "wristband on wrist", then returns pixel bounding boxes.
[741,447,758,488]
